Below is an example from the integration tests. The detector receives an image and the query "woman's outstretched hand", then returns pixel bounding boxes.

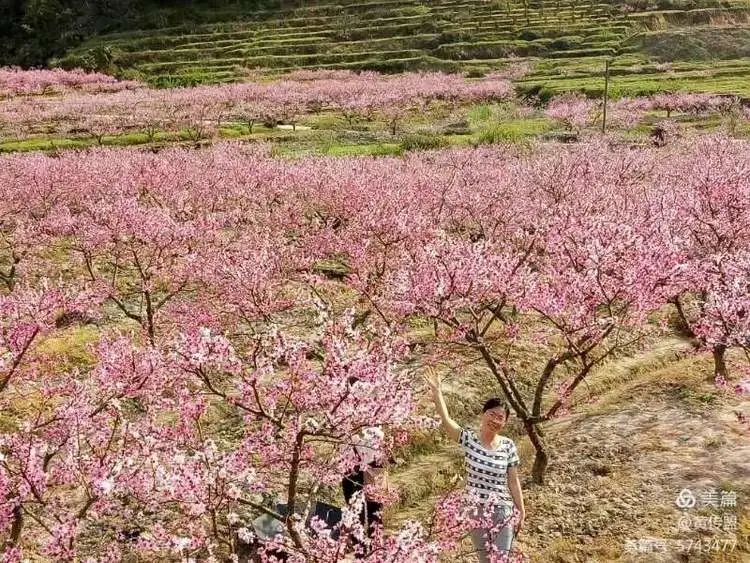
[422,365,461,442]
[422,365,444,393]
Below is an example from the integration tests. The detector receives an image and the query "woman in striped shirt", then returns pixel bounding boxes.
[424,367,526,562]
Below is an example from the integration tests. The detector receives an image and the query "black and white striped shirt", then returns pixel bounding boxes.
[459,428,520,506]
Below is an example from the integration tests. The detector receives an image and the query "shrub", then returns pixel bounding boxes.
[549,36,584,51]
[464,69,487,78]
[441,120,472,135]
[519,29,541,41]
[400,133,448,151]
[472,126,516,145]
[468,104,494,126]
[541,130,579,143]
[149,71,211,88]
[517,83,555,105]
[434,30,471,46]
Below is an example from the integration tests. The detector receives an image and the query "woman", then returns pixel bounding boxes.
[424,367,525,562]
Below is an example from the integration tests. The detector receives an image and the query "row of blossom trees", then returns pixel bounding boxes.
[0,67,141,98]
[7,66,747,148]
[544,91,747,133]
[292,135,750,482]
[0,142,509,562]
[0,135,748,560]
[0,70,515,143]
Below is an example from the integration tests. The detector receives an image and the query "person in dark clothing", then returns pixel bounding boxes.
[341,457,385,537]
[341,424,387,540]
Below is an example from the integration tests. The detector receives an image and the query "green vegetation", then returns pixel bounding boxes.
[399,132,448,151]
[518,51,750,97]
[43,0,750,101]
[0,0,279,67]
[465,103,555,143]
[634,27,750,61]
[472,117,554,144]
[59,0,627,81]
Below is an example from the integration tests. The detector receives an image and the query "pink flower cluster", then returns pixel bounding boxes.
[544,92,597,130]
[648,92,739,116]
[545,92,741,132]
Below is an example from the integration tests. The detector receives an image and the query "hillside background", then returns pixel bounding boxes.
[2,0,750,99]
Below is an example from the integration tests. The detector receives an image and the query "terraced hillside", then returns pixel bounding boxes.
[55,0,750,97]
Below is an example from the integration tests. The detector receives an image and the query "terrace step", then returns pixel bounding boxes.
[51,0,750,97]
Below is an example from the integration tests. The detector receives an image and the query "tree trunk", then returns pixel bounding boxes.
[669,296,697,339]
[712,343,728,382]
[4,505,23,551]
[601,59,609,134]
[523,419,549,484]
[470,335,553,485]
[286,433,307,551]
[144,290,156,346]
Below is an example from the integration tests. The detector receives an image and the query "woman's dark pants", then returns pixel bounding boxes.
[341,468,383,541]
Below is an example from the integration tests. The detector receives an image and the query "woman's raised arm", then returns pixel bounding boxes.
[423,367,461,443]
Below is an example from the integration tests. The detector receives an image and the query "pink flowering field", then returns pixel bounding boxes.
[0,66,748,562]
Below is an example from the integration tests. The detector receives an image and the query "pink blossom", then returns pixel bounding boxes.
[545,92,598,131]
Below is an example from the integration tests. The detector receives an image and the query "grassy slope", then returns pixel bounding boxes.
[53,0,750,97]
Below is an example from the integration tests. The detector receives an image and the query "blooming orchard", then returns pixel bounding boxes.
[0,125,749,559]
[0,67,141,98]
[0,69,514,142]
[544,91,743,133]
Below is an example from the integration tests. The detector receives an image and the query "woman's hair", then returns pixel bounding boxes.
[482,397,510,416]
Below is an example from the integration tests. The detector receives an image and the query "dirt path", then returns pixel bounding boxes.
[519,376,750,562]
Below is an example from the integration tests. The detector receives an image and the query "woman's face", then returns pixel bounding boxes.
[481,407,508,433]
